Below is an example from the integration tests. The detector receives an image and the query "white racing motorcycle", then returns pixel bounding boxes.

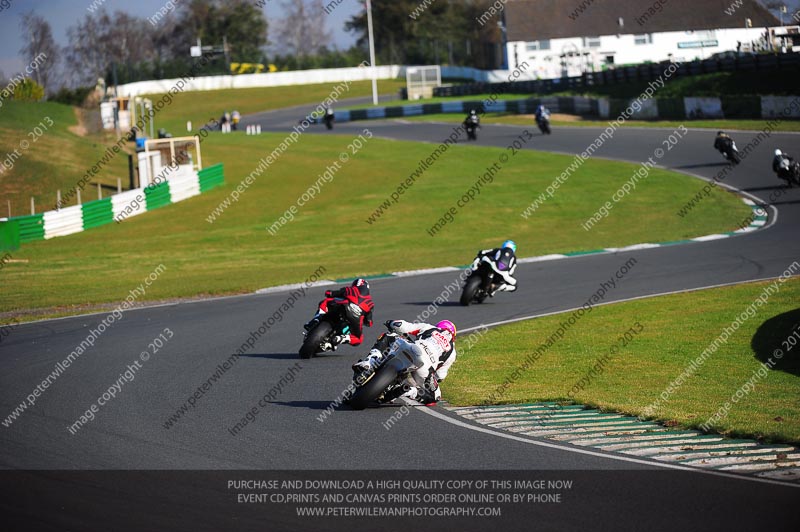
[348,333,435,410]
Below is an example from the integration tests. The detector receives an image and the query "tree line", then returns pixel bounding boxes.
[9,0,504,99]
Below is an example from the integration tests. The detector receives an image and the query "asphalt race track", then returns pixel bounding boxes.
[2,100,798,531]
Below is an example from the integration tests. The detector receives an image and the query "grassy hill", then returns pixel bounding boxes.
[1,126,750,317]
[0,101,131,216]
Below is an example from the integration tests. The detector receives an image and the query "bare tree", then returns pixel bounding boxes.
[176,0,268,61]
[19,12,59,92]
[64,9,157,87]
[275,0,332,57]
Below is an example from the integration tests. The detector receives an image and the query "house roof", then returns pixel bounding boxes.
[505,0,780,41]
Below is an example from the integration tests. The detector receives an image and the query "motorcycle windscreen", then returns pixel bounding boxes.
[494,249,514,271]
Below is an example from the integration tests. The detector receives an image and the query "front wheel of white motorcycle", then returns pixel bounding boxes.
[349,363,400,410]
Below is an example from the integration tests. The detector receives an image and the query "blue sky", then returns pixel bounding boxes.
[0,0,361,78]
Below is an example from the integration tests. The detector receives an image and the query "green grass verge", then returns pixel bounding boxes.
[1,130,750,317]
[447,278,800,443]
[146,79,406,135]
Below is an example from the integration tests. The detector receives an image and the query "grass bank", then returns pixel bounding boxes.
[146,79,406,135]
[448,277,800,443]
[2,130,749,317]
[0,101,131,215]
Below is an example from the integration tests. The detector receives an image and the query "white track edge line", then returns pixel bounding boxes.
[458,273,799,334]
[409,400,800,489]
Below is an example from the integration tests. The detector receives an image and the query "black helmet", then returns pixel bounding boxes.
[352,278,370,295]
[717,131,724,135]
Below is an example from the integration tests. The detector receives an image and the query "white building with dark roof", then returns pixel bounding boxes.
[503,0,784,78]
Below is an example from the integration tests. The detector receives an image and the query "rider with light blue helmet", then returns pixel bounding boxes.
[470,240,518,296]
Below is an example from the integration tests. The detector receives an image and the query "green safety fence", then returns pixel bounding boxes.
[82,197,114,229]
[198,163,225,193]
[144,181,172,211]
[0,164,225,251]
[17,214,45,244]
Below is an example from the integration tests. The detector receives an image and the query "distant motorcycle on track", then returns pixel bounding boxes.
[323,108,335,130]
[535,105,552,135]
[536,113,551,135]
[464,110,480,141]
[774,151,800,187]
[460,248,515,306]
[714,132,740,165]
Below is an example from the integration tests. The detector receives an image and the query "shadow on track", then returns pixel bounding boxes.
[271,400,406,411]
[404,301,463,307]
[751,308,800,377]
[770,199,800,207]
[673,162,731,169]
[241,352,349,360]
[240,353,299,360]
[269,400,340,410]
[742,185,788,193]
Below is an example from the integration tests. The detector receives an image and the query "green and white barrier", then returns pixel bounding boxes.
[0,163,224,250]
[335,95,798,123]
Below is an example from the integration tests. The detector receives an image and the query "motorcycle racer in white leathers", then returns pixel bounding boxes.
[352,319,457,405]
[472,240,518,296]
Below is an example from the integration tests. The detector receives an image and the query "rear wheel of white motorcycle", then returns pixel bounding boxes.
[460,276,482,306]
[299,321,332,359]
[349,364,398,410]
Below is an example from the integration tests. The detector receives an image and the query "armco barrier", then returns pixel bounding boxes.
[82,198,113,229]
[43,205,83,239]
[0,163,224,250]
[115,65,405,98]
[336,95,798,124]
[329,98,544,124]
[199,164,224,192]
[18,214,45,243]
[656,98,686,120]
[0,219,20,250]
[722,95,761,119]
[762,96,800,118]
[144,181,172,211]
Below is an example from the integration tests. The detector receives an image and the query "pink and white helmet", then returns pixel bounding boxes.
[436,320,456,340]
